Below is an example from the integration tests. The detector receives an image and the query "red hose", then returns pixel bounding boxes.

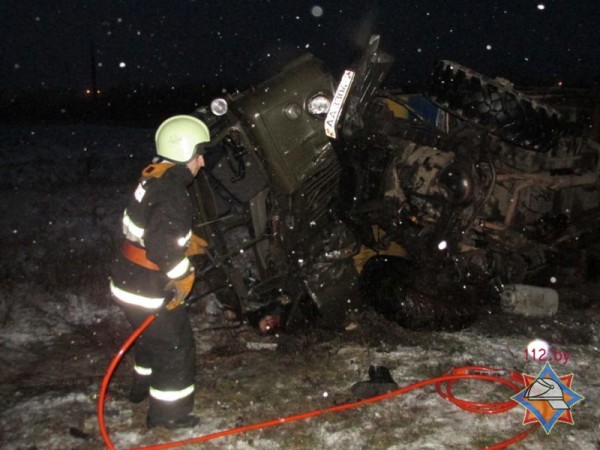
[98,314,157,450]
[98,318,537,450]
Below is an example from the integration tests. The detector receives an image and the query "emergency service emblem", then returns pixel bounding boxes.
[512,362,584,434]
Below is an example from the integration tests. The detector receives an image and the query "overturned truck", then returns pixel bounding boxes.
[187,36,600,331]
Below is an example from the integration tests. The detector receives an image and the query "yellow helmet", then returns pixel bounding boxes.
[155,115,210,163]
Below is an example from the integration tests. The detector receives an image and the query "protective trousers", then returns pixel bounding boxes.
[121,304,196,422]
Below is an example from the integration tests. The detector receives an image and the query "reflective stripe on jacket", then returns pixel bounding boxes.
[110,280,164,309]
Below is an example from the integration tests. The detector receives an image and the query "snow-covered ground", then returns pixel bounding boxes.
[1,123,599,450]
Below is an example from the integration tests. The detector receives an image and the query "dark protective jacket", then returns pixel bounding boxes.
[110,162,196,307]
[109,161,198,420]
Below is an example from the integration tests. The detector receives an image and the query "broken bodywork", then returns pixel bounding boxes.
[187,36,600,331]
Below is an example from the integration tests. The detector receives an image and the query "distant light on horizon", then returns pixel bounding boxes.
[119,62,126,68]
[537,4,546,11]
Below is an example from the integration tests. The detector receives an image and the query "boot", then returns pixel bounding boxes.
[129,377,150,404]
[350,365,399,400]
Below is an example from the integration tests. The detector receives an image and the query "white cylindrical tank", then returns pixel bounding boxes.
[500,284,559,318]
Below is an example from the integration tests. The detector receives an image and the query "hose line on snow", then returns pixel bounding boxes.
[98,314,156,450]
[98,316,538,450]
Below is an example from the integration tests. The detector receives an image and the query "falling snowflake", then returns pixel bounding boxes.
[311,5,324,17]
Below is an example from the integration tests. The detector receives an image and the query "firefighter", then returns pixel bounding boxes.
[109,115,210,429]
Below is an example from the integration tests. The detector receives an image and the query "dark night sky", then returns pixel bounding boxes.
[1,0,600,93]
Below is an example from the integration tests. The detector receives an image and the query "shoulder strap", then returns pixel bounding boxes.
[141,162,175,179]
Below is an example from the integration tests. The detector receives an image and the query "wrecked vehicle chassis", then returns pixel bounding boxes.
[189,54,363,330]
[188,36,600,331]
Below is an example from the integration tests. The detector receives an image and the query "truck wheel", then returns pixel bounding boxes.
[426,60,562,151]
[360,256,478,331]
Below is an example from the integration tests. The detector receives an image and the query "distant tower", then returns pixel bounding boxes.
[89,38,98,103]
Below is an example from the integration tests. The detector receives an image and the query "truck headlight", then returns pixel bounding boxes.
[307,93,331,118]
[284,103,303,120]
[210,98,228,116]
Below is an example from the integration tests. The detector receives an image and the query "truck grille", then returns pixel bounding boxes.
[302,156,341,224]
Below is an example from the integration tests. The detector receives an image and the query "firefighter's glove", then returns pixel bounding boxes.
[186,233,208,257]
[165,271,195,310]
